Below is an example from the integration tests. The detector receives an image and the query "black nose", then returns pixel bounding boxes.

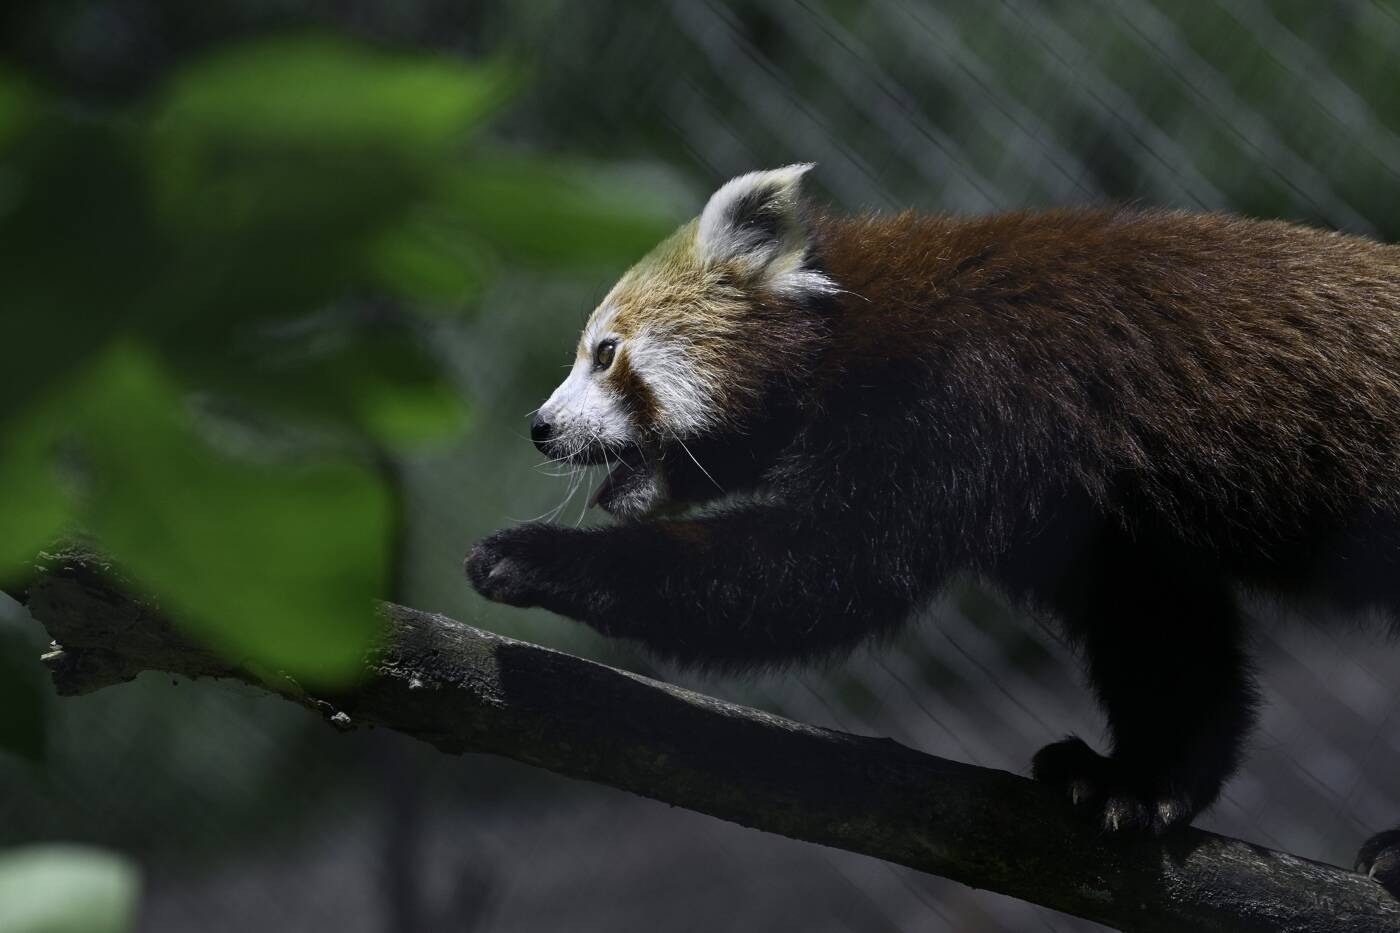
[530,413,553,447]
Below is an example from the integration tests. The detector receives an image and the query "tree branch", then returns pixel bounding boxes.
[20,548,1400,933]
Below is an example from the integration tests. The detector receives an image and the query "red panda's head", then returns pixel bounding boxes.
[532,165,833,517]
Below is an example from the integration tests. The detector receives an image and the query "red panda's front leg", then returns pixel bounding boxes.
[466,505,932,669]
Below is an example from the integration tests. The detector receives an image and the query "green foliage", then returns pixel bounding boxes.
[0,846,139,933]
[151,36,509,152]
[74,347,388,681]
[440,158,686,269]
[0,399,72,577]
[0,628,47,763]
[0,35,677,691]
[0,70,37,147]
[0,117,164,426]
[368,213,487,305]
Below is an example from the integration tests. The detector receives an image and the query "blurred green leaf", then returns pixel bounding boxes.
[136,36,511,354]
[444,156,679,269]
[165,315,470,450]
[0,119,165,423]
[74,346,388,685]
[0,399,72,578]
[150,142,421,245]
[354,357,470,448]
[145,36,506,239]
[153,36,508,150]
[0,71,38,150]
[368,213,489,306]
[0,845,139,933]
[0,630,46,763]
[324,327,469,447]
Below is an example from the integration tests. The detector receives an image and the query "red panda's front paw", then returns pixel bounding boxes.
[1031,736,1197,834]
[466,525,566,608]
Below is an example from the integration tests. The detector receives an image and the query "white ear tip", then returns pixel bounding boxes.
[755,163,815,186]
[709,163,814,199]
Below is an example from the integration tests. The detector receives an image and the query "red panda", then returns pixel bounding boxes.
[466,164,1400,895]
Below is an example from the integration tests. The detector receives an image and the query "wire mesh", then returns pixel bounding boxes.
[4,2,1400,931]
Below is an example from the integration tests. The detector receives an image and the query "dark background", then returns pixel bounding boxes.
[3,2,1400,931]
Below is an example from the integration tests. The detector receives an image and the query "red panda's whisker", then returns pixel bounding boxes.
[535,463,585,525]
[674,435,723,495]
[559,469,587,524]
[575,467,599,527]
[516,465,575,524]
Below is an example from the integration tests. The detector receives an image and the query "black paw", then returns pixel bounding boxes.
[1356,829,1400,898]
[1032,736,1196,834]
[465,524,569,608]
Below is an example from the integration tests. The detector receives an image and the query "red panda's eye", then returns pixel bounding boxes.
[594,339,617,371]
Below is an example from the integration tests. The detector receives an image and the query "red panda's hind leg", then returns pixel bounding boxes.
[1357,829,1400,899]
[1032,735,1200,833]
[1032,539,1257,834]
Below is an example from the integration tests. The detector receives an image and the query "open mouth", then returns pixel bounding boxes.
[587,446,660,515]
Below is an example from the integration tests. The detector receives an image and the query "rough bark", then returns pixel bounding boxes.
[20,548,1400,933]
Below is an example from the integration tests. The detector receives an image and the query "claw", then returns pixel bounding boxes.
[1032,737,1199,835]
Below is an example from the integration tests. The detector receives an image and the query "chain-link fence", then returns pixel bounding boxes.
[4,2,1400,931]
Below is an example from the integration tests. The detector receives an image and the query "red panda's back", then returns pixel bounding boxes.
[812,208,1400,539]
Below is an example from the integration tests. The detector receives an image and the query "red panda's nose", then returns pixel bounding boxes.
[530,413,554,449]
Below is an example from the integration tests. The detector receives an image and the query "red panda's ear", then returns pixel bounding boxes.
[695,164,833,298]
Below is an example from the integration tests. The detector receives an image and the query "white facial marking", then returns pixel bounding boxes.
[627,325,716,435]
[583,302,622,351]
[604,468,670,518]
[539,355,632,456]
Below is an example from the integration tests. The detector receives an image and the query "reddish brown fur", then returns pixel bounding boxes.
[607,349,662,430]
[811,208,1400,546]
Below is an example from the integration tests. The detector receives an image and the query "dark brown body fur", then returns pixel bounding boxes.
[818,209,1400,553]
